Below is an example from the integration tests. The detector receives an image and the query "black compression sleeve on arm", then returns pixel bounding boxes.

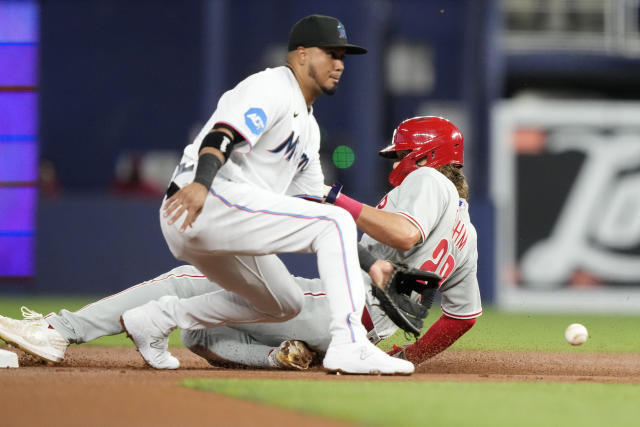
[357,243,377,272]
[200,125,245,160]
[193,153,222,190]
[200,132,233,160]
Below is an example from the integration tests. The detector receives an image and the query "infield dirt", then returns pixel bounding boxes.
[1,345,639,427]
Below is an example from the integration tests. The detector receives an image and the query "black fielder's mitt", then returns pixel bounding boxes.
[371,262,441,337]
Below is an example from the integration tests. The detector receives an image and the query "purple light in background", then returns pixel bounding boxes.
[0,1,38,42]
[0,188,36,230]
[0,141,37,181]
[0,44,37,86]
[0,0,38,278]
[0,92,37,134]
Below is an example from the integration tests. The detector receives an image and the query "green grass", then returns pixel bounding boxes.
[2,295,639,426]
[450,310,640,353]
[1,295,639,351]
[183,378,640,427]
[0,296,94,316]
[380,308,640,353]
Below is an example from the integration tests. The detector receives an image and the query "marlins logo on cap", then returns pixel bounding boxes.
[287,14,367,54]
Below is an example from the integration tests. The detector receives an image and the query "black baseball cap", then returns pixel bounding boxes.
[288,14,367,55]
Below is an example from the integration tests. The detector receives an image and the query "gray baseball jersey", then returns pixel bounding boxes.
[361,167,482,340]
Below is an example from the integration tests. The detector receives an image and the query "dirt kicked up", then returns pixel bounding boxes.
[1,346,639,427]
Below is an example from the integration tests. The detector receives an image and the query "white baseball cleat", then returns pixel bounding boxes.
[323,341,414,375]
[0,306,69,364]
[268,340,316,370]
[120,304,179,370]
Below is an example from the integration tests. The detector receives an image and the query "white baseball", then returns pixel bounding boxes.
[564,323,588,346]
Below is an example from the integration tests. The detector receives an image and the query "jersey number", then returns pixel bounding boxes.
[420,239,455,287]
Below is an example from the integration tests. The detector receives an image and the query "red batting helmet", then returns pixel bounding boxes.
[379,116,464,187]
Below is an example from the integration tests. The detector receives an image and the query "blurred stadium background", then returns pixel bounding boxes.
[1,0,639,313]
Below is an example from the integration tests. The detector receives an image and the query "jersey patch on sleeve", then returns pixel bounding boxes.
[244,108,267,135]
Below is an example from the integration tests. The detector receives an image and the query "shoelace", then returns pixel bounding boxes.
[17,306,69,349]
[21,306,44,321]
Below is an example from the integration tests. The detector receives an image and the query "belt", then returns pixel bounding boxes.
[165,181,180,198]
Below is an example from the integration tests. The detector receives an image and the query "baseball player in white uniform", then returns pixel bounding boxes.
[0,116,481,370]
[110,15,413,375]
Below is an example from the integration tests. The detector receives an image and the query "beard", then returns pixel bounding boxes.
[322,86,337,96]
[309,65,338,96]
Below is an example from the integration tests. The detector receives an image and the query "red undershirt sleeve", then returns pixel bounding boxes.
[404,314,476,365]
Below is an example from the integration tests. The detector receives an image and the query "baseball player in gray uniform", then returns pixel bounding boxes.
[0,116,481,370]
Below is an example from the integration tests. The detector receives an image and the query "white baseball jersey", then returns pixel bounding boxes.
[160,65,369,348]
[174,66,324,196]
[360,167,482,340]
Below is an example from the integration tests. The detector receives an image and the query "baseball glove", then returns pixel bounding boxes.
[370,262,440,337]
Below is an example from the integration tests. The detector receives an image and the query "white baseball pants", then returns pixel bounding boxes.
[159,179,368,346]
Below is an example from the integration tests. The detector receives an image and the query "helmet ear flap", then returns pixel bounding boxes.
[387,148,421,186]
[388,162,411,186]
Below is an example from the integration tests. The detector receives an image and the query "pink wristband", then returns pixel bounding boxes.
[335,193,363,221]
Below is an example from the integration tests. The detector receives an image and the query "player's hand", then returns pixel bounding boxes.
[370,261,440,337]
[163,182,209,232]
[367,259,395,290]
